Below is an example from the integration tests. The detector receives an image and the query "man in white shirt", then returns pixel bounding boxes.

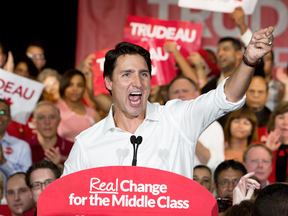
[62,27,274,179]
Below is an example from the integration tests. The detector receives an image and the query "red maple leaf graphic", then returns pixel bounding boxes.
[4,97,13,106]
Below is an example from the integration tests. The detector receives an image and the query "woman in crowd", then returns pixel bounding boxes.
[193,165,212,192]
[224,106,258,162]
[57,69,101,142]
[266,101,288,183]
[14,56,38,79]
[37,68,62,104]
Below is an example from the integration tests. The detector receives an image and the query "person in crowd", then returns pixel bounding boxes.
[224,106,258,162]
[0,99,32,182]
[245,76,271,128]
[26,41,46,72]
[201,37,242,94]
[0,42,7,68]
[214,160,247,214]
[13,56,39,80]
[230,6,279,112]
[168,75,225,170]
[25,101,73,169]
[243,144,273,188]
[5,173,35,216]
[57,69,101,142]
[266,101,288,183]
[254,183,288,216]
[193,165,212,192]
[62,27,274,179]
[25,160,61,212]
[37,68,62,104]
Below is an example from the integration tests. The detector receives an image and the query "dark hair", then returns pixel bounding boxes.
[0,41,6,55]
[168,75,198,93]
[59,69,86,98]
[0,98,11,115]
[14,55,39,79]
[214,160,247,184]
[267,101,288,133]
[218,37,242,51]
[225,200,255,216]
[224,106,258,145]
[254,183,288,216]
[26,40,45,55]
[194,165,212,176]
[103,42,151,95]
[25,160,61,187]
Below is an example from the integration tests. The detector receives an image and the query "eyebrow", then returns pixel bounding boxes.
[121,69,149,73]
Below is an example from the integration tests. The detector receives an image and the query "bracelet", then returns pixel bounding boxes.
[242,54,261,68]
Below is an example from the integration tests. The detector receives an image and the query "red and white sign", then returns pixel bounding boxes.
[38,166,218,215]
[92,48,111,95]
[0,69,44,124]
[124,15,203,86]
[178,0,258,15]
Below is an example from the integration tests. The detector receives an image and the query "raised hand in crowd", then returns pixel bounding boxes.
[276,66,288,102]
[233,172,260,205]
[230,7,247,35]
[187,52,207,88]
[163,41,199,88]
[266,128,282,152]
[3,51,14,72]
[44,146,61,165]
[0,142,7,165]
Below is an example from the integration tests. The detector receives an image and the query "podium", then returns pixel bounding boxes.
[38,166,218,215]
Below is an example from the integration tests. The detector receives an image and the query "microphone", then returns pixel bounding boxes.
[130,135,143,166]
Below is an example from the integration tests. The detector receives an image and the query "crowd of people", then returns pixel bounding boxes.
[0,6,287,216]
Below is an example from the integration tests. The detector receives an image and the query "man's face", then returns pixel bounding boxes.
[217,41,240,73]
[243,146,272,185]
[26,46,46,71]
[0,47,7,68]
[246,77,269,112]
[263,52,274,77]
[105,54,151,119]
[29,168,56,207]
[0,102,11,135]
[193,168,212,191]
[33,104,60,139]
[168,78,200,100]
[213,168,244,198]
[5,174,34,215]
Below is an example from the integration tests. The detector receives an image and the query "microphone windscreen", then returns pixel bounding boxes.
[136,136,143,145]
[130,135,137,144]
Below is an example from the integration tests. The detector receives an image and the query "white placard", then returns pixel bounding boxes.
[178,0,258,15]
[0,69,44,124]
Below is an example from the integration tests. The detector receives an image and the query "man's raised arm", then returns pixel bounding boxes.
[224,27,274,102]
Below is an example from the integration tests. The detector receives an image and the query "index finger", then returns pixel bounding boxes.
[243,172,255,179]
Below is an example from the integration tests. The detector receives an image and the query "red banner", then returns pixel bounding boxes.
[124,15,203,86]
[38,166,218,215]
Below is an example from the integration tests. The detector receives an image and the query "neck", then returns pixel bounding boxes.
[280,137,288,144]
[37,133,58,150]
[265,74,272,84]
[261,179,268,188]
[229,137,249,151]
[65,98,84,111]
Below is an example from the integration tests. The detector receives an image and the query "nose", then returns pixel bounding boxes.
[258,161,263,168]
[132,74,142,88]
[14,192,20,201]
[228,182,234,191]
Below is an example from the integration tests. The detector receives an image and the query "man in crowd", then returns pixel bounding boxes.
[25,101,73,168]
[5,173,35,216]
[25,160,61,210]
[26,41,46,72]
[0,99,32,182]
[168,76,224,170]
[243,144,273,188]
[245,76,271,127]
[62,27,274,179]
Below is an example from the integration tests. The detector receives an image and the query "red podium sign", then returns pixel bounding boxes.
[37,166,218,215]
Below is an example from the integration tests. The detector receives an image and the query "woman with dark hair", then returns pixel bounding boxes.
[266,101,288,183]
[14,56,38,79]
[224,106,258,162]
[57,69,101,142]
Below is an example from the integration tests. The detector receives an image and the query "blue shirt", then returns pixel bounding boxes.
[0,132,32,179]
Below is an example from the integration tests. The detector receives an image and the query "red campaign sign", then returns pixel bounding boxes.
[92,48,112,95]
[37,166,218,215]
[124,15,203,86]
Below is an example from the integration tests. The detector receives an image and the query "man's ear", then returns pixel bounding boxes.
[104,77,112,92]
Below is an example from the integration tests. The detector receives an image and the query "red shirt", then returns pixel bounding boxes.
[25,135,73,164]
[7,115,37,140]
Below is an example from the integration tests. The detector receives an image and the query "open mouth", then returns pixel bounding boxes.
[129,92,142,105]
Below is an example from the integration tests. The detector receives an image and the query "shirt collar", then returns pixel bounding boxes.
[102,101,160,134]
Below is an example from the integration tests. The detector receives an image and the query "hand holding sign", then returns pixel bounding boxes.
[245,27,274,64]
[230,7,247,35]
